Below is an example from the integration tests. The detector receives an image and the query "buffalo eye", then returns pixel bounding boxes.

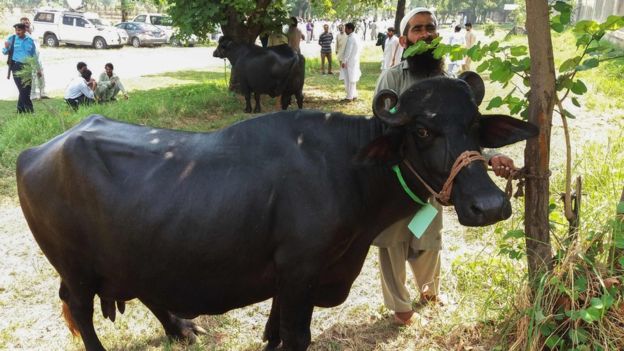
[415,128,430,138]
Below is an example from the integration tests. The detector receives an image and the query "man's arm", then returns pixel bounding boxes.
[80,81,95,99]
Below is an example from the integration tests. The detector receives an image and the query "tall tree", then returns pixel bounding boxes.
[394,0,405,34]
[523,0,556,280]
[164,0,289,44]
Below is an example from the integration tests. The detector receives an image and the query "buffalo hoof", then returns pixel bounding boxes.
[168,319,207,344]
[263,340,281,351]
[245,108,252,113]
[254,107,262,113]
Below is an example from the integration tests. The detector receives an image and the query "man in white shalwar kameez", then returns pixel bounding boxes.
[339,22,362,102]
[382,27,403,70]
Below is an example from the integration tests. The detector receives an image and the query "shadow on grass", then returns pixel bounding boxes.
[233,317,400,351]
[146,70,229,84]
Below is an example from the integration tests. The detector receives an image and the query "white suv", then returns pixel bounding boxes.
[132,13,198,46]
[33,9,128,49]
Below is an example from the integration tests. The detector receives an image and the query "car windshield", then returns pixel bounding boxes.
[151,15,173,26]
[89,18,106,26]
[139,23,160,31]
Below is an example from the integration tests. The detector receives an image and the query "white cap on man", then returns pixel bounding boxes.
[399,7,438,36]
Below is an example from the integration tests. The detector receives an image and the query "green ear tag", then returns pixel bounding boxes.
[408,203,439,238]
[389,106,398,114]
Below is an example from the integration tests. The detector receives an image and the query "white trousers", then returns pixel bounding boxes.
[30,71,46,99]
[342,71,358,99]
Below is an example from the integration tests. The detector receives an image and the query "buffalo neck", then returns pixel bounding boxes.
[349,116,432,233]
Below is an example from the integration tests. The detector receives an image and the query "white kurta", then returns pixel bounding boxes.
[382,35,403,70]
[339,33,362,82]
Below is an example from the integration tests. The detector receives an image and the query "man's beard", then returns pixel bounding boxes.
[405,42,444,77]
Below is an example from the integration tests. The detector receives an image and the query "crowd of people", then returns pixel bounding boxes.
[2,16,128,114]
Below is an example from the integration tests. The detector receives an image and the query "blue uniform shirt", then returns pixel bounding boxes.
[2,34,37,64]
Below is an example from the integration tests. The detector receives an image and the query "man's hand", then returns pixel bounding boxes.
[123,94,128,100]
[489,155,516,178]
[4,41,9,49]
[37,70,42,78]
[341,62,346,68]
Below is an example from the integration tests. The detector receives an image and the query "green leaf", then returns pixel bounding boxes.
[559,57,581,72]
[510,46,528,57]
[551,22,565,33]
[545,335,563,349]
[590,297,604,310]
[571,80,588,94]
[488,41,499,52]
[476,61,489,73]
[553,0,572,13]
[576,33,593,47]
[563,109,577,119]
[503,229,525,239]
[600,15,624,31]
[487,96,504,110]
[575,275,588,292]
[574,20,601,35]
[577,57,599,71]
[572,97,581,107]
[560,11,572,26]
[583,307,602,322]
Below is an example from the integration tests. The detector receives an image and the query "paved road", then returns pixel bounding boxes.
[1,31,462,101]
[0,45,225,100]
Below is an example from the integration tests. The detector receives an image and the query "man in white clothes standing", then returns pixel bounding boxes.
[446,25,465,76]
[339,22,361,102]
[335,24,348,67]
[382,27,402,70]
[463,22,477,71]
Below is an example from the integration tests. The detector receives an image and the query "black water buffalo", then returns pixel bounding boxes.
[17,73,537,351]
[213,36,305,113]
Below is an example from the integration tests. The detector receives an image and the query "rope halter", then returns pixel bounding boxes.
[401,150,486,206]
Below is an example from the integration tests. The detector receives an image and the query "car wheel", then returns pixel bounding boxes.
[93,37,107,49]
[132,37,141,48]
[44,33,59,47]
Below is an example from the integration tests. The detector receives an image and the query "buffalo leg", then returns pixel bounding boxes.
[278,273,316,351]
[262,297,281,350]
[59,281,105,351]
[295,92,303,109]
[141,300,206,344]
[280,94,292,110]
[254,92,262,113]
[244,92,252,113]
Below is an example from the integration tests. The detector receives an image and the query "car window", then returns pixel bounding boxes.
[127,24,136,30]
[115,23,126,29]
[134,15,146,22]
[76,18,88,27]
[35,12,54,23]
[150,16,172,26]
[62,16,74,26]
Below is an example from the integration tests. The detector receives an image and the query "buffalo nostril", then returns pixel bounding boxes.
[470,204,484,217]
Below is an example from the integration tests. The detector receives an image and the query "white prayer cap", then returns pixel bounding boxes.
[399,7,438,36]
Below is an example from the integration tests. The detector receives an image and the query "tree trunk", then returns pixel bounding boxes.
[121,0,128,22]
[394,0,406,35]
[221,1,272,44]
[524,0,557,283]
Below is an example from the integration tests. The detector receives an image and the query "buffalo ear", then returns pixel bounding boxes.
[458,71,485,106]
[479,114,539,148]
[372,89,411,126]
[354,128,404,165]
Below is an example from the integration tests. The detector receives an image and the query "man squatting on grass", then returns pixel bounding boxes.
[2,23,41,113]
[371,8,518,325]
[65,69,95,111]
